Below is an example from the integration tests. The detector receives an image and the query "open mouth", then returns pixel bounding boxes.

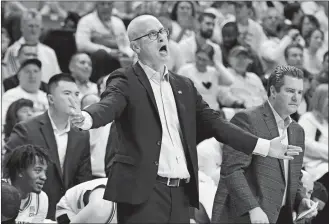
[159,45,167,53]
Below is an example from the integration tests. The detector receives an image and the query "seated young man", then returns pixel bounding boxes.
[2,144,51,223]
[1,182,21,224]
[56,178,117,224]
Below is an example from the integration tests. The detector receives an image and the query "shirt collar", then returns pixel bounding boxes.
[138,61,169,83]
[14,37,39,57]
[267,100,292,129]
[47,110,70,135]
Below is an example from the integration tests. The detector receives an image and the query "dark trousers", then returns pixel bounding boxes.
[276,205,293,224]
[117,181,190,223]
[312,172,329,224]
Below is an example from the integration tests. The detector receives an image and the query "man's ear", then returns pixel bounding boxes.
[47,94,54,105]
[270,85,277,98]
[130,42,140,54]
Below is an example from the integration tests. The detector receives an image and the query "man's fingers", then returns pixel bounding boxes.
[287,145,302,152]
[281,155,294,160]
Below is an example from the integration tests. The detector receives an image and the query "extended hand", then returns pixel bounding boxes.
[249,207,269,224]
[298,198,318,219]
[68,98,85,128]
[269,133,302,160]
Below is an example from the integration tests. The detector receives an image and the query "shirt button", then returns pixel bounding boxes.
[156,141,161,146]
[154,161,159,166]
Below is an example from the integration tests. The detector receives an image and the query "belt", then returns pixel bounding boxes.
[156,175,188,187]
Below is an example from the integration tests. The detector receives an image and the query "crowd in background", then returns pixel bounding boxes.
[1,1,328,223]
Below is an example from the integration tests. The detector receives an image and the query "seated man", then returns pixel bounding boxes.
[56,178,117,224]
[75,1,134,83]
[69,53,98,99]
[3,144,51,223]
[3,44,48,92]
[2,58,48,125]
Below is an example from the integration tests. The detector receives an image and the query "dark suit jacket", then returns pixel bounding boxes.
[5,112,92,220]
[84,62,259,208]
[3,74,48,92]
[212,101,307,224]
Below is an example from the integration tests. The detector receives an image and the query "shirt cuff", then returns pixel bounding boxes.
[80,111,93,130]
[253,138,270,157]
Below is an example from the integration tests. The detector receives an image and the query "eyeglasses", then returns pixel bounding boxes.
[132,28,169,41]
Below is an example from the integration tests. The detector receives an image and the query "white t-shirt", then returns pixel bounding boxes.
[56,178,117,223]
[16,191,49,224]
[178,63,221,110]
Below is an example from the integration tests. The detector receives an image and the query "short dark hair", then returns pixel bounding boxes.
[267,65,304,97]
[47,73,76,94]
[1,182,21,222]
[284,43,304,59]
[3,144,51,182]
[4,98,34,142]
[17,43,37,56]
[170,1,195,21]
[304,28,324,48]
[198,12,216,23]
[323,51,328,62]
[283,2,301,21]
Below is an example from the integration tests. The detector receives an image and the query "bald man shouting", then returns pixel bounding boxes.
[69,15,302,223]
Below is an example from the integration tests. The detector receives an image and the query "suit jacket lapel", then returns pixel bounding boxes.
[39,112,64,185]
[261,102,286,183]
[132,62,160,119]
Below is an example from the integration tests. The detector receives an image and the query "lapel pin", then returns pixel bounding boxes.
[178,90,182,94]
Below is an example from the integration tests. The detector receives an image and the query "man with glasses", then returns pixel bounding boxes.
[69,15,302,223]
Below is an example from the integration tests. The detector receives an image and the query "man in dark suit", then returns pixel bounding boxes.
[69,15,302,223]
[5,73,92,220]
[212,65,318,224]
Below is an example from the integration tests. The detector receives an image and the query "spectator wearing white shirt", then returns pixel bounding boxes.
[218,46,267,110]
[169,1,196,43]
[178,46,233,111]
[2,59,48,126]
[3,9,61,83]
[69,53,98,100]
[260,16,300,76]
[230,1,267,54]
[3,144,51,223]
[75,1,133,83]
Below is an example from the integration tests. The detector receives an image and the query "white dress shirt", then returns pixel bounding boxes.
[139,62,190,179]
[48,111,70,172]
[89,123,112,177]
[268,101,292,206]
